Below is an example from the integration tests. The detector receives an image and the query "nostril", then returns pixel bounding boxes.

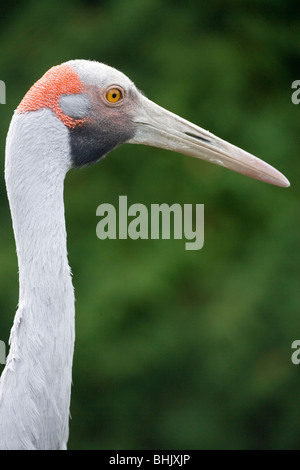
[184,132,211,143]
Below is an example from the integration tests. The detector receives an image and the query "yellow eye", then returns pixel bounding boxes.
[105,87,123,103]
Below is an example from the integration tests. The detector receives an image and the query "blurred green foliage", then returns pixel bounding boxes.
[0,0,299,450]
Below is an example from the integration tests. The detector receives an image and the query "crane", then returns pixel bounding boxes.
[0,60,289,450]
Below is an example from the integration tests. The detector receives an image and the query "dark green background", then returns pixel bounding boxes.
[0,0,299,450]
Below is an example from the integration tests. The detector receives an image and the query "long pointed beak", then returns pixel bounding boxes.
[129,96,290,188]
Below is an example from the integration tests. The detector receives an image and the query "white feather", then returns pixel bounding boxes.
[0,110,75,450]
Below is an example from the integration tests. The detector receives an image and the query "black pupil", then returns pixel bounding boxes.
[112,93,117,99]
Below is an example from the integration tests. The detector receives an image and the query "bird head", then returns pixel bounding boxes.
[16,59,289,187]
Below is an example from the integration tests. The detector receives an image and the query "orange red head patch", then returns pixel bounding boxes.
[17,64,87,128]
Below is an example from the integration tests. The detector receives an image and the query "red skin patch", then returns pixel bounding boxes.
[17,64,87,128]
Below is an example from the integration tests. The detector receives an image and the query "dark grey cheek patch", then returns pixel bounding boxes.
[69,120,136,167]
[59,94,91,119]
